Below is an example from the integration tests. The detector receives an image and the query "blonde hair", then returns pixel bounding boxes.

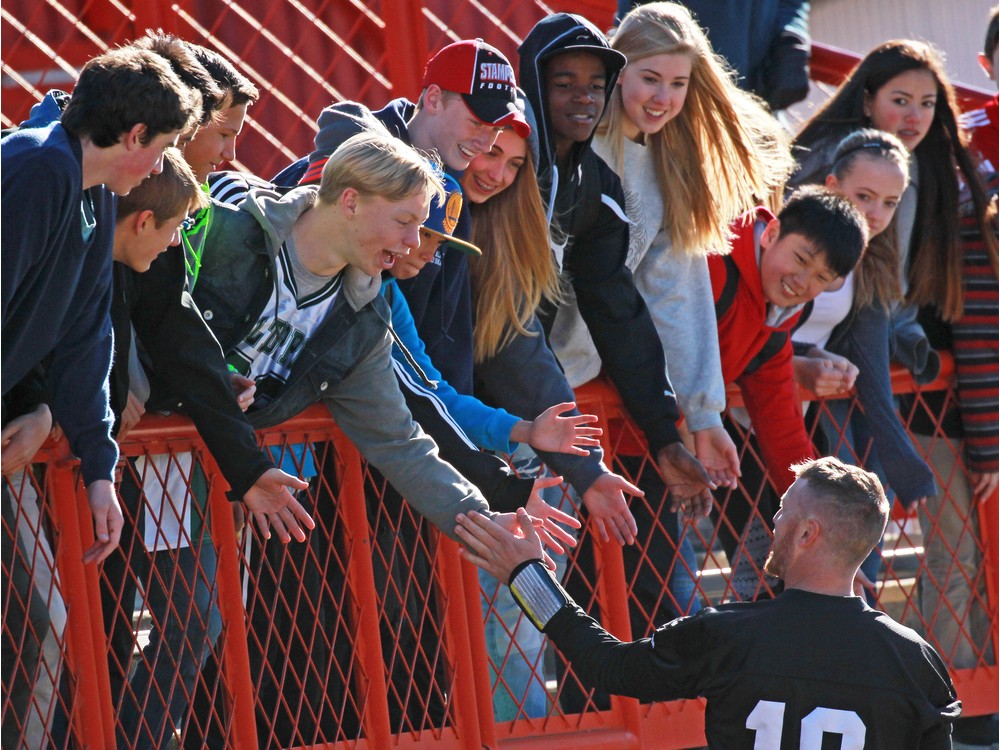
[468,144,562,362]
[117,147,207,224]
[317,132,444,207]
[599,1,794,255]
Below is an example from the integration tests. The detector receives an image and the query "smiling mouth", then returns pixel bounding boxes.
[781,281,800,299]
[643,107,666,117]
[568,113,595,122]
[472,175,498,194]
[458,145,477,160]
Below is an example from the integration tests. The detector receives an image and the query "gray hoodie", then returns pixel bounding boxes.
[190,186,493,539]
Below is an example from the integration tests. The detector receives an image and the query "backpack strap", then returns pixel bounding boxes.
[744,330,790,377]
[714,254,740,319]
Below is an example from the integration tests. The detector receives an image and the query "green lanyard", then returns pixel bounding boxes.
[181,185,213,290]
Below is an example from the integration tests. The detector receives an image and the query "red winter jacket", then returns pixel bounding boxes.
[709,208,816,493]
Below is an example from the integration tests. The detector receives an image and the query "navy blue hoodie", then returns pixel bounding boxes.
[518,14,681,454]
[374,98,476,395]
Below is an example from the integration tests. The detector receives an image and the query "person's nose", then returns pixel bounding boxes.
[404,225,421,253]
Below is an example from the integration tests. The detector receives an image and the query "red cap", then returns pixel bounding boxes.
[422,39,531,138]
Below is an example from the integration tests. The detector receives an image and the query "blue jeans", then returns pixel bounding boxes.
[478,446,560,722]
[116,541,222,749]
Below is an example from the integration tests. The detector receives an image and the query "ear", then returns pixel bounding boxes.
[861,91,872,119]
[133,209,156,235]
[797,517,822,550]
[339,186,359,217]
[122,123,148,151]
[824,173,840,190]
[422,85,445,114]
[824,275,847,292]
[759,218,781,252]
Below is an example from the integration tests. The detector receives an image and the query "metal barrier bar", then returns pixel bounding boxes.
[1,360,996,747]
[333,429,393,749]
[207,451,259,750]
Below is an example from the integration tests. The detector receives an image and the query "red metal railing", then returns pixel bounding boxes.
[3,357,997,748]
[2,2,997,747]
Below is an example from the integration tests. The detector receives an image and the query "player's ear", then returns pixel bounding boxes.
[798,517,821,549]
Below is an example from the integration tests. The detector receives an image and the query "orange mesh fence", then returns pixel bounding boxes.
[4,360,995,749]
[2,3,997,748]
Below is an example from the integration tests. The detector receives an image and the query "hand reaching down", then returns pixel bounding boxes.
[656,443,716,521]
[242,468,313,543]
[581,472,641,545]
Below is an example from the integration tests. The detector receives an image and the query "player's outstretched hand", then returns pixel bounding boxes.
[581,472,641,545]
[243,468,313,543]
[456,508,542,583]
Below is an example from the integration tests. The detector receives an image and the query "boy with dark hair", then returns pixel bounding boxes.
[709,186,868,591]
[2,45,199,564]
[181,46,259,185]
[175,45,260,293]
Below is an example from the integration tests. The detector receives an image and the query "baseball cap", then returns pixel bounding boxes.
[422,171,481,257]
[422,39,531,139]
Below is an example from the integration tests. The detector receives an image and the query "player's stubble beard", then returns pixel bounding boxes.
[763,528,794,579]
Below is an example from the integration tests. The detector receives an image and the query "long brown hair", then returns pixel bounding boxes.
[828,129,910,310]
[468,144,562,363]
[598,1,793,255]
[795,39,997,321]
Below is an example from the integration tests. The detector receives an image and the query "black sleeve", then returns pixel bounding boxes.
[559,165,680,454]
[130,249,274,502]
[474,314,608,495]
[545,599,708,703]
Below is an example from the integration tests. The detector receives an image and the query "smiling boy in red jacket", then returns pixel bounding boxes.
[709,186,868,591]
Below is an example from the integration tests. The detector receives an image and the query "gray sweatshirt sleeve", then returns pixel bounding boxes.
[323,330,490,540]
[474,314,610,495]
[632,234,726,433]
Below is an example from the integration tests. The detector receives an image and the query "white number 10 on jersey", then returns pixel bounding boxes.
[747,700,866,749]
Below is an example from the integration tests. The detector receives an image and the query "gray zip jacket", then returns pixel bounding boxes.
[189,186,491,538]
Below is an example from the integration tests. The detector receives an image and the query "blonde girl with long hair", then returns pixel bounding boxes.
[592,1,795,487]
[463,121,657,722]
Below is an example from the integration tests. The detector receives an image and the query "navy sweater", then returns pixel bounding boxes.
[1,122,118,484]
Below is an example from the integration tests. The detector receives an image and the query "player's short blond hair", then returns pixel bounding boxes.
[792,457,889,567]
